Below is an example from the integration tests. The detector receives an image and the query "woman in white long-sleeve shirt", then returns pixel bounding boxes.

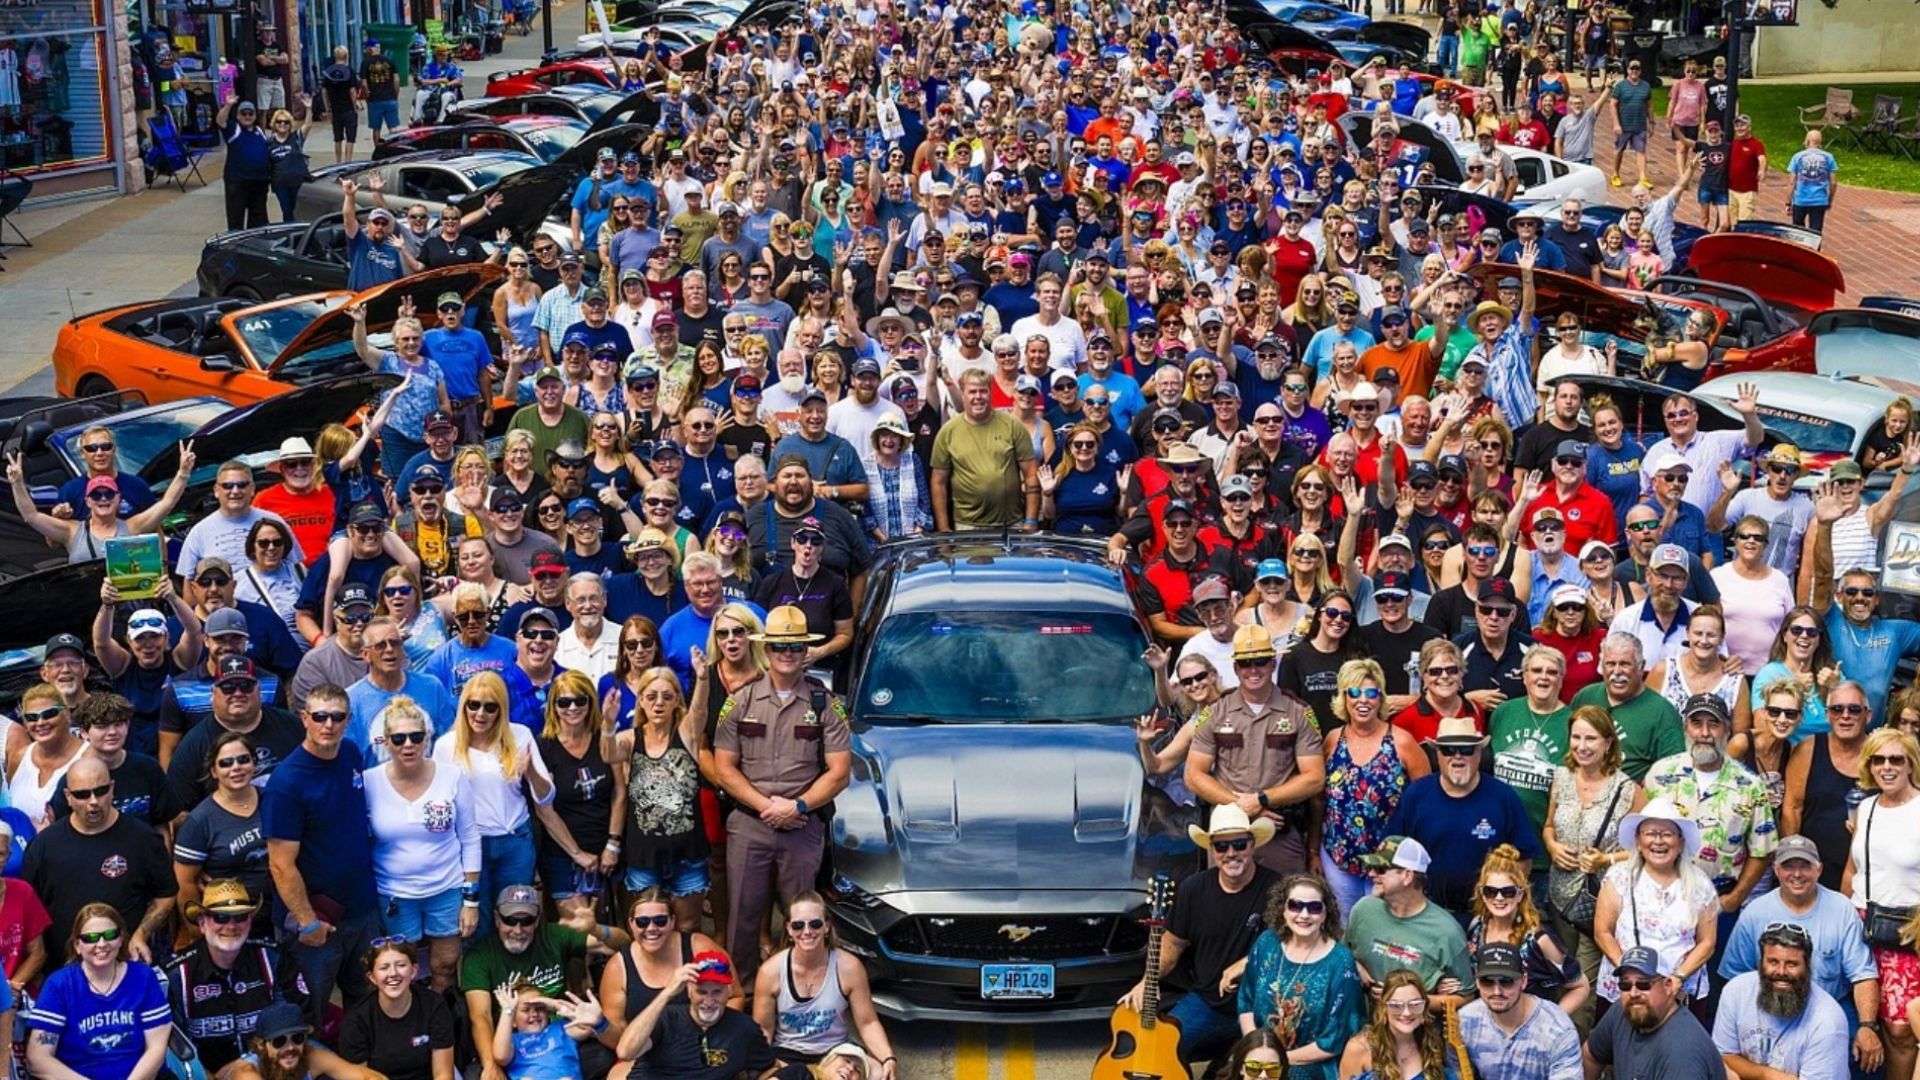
[431,670,554,935]
[366,696,481,991]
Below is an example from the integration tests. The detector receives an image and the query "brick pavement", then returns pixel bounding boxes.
[1582,97,1920,300]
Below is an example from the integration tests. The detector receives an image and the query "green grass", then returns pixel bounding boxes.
[1652,82,1920,194]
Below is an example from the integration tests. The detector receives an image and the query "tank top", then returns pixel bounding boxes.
[622,727,709,873]
[578,382,627,417]
[1803,734,1869,892]
[1324,729,1409,874]
[1830,505,1877,580]
[67,518,130,563]
[619,932,695,1021]
[587,459,639,504]
[503,287,541,351]
[9,739,86,825]
[774,949,851,1056]
[1657,660,1740,717]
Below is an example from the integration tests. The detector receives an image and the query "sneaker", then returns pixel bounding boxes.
[1610,176,1623,187]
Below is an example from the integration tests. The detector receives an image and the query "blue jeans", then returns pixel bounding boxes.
[1168,991,1241,1066]
[287,908,377,1028]
[476,822,537,931]
[1437,34,1460,76]
[378,430,425,491]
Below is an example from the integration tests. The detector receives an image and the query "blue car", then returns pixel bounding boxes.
[1264,0,1372,36]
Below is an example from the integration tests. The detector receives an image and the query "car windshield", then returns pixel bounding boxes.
[517,124,583,161]
[458,156,540,188]
[231,299,343,363]
[858,609,1155,723]
[1752,403,1856,455]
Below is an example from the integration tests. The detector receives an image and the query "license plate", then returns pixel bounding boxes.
[980,963,1055,1000]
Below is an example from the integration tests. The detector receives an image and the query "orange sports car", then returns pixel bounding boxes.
[51,265,503,407]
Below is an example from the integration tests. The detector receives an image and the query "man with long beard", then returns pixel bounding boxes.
[1712,925,1850,1080]
[1583,946,1723,1080]
[222,1000,372,1080]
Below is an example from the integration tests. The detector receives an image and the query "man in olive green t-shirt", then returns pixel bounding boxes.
[930,369,1038,529]
[1568,634,1685,783]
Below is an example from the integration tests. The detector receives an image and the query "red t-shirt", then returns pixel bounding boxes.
[1538,626,1608,697]
[1268,236,1319,310]
[0,878,52,981]
[1510,120,1552,151]
[1391,696,1486,743]
[252,483,335,568]
[1728,137,1767,192]
[1520,483,1620,551]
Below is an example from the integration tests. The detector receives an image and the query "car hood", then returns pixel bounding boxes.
[456,162,582,243]
[1351,20,1430,54]
[583,90,663,138]
[1467,264,1726,344]
[1340,112,1463,183]
[1685,233,1845,312]
[556,123,650,169]
[139,373,402,485]
[834,722,1178,896]
[266,264,506,370]
[1567,375,1747,444]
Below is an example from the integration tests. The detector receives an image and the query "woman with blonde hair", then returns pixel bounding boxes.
[376,563,447,668]
[1277,529,1337,608]
[586,409,651,504]
[443,444,493,521]
[752,890,896,1076]
[637,477,701,558]
[265,103,313,223]
[492,246,543,353]
[1322,660,1428,912]
[1845,724,1920,1080]
[1469,843,1589,1013]
[494,428,543,503]
[431,672,554,928]
[601,666,708,927]
[365,696,480,989]
[1285,273,1337,334]
[1338,968,1453,1080]
[533,669,622,920]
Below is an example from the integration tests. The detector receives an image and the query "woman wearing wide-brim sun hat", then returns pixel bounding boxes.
[1591,795,1718,1006]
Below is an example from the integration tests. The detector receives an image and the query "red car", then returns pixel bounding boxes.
[1679,233,1852,375]
[485,59,622,98]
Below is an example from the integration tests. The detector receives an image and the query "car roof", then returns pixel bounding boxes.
[1698,372,1897,421]
[499,114,584,131]
[376,148,544,167]
[877,535,1139,617]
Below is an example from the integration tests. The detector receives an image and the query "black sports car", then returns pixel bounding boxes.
[194,213,353,299]
[825,533,1193,1022]
[373,116,649,169]
[449,86,661,133]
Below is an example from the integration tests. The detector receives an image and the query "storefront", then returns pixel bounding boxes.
[0,0,137,198]
[295,0,405,97]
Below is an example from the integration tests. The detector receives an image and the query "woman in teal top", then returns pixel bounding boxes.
[1238,873,1364,1080]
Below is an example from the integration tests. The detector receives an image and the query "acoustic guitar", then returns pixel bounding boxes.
[1092,873,1184,1080]
[1444,998,1477,1080]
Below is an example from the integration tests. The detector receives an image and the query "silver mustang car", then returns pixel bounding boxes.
[822,533,1194,1022]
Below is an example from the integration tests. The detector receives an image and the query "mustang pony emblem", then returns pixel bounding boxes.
[998,923,1044,942]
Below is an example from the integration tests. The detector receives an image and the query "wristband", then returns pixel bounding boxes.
[462,898,480,909]
[298,918,323,935]
[593,1015,610,1034]
[795,797,810,816]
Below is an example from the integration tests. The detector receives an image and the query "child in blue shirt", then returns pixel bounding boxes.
[493,983,604,1080]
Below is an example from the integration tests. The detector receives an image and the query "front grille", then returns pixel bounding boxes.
[882,914,1148,961]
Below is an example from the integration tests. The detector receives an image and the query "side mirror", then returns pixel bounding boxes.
[200,354,239,373]
[20,419,52,455]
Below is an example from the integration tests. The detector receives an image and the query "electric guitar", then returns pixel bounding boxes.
[1444,998,1477,1080]
[1092,873,1184,1080]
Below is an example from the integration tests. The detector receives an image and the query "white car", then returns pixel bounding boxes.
[1451,140,1609,206]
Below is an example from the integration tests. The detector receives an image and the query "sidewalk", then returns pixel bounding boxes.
[0,0,583,397]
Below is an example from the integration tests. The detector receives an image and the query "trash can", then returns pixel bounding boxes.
[1614,28,1664,86]
[365,22,416,86]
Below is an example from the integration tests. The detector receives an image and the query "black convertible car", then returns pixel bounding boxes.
[824,532,1191,1022]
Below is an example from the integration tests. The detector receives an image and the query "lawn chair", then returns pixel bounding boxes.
[1891,111,1920,161]
[146,110,209,191]
[1798,87,1859,140]
[1859,94,1905,152]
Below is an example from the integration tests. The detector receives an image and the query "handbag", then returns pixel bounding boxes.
[1863,799,1916,949]
[1556,780,1625,935]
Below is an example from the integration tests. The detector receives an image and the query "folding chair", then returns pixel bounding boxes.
[0,165,31,256]
[146,110,209,191]
[1798,87,1858,140]
[1860,94,1905,153]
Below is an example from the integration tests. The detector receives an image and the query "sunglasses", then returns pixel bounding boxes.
[197,572,234,587]
[69,782,114,802]
[522,629,559,642]
[1481,884,1521,900]
[87,488,119,503]
[215,753,253,769]
[1244,1065,1284,1079]
[1437,744,1478,758]
[78,927,123,944]
[1618,978,1659,993]
[1477,975,1517,989]
[1426,664,1461,678]
[1832,703,1870,716]
[217,680,259,695]
[207,910,253,926]
[554,695,591,710]
[1870,754,1909,767]
[1177,671,1214,688]
[1292,548,1322,559]
[1320,608,1353,623]
[464,700,502,714]
[1212,838,1253,853]
[1344,687,1380,700]
[714,626,750,640]
[1477,605,1515,618]
[498,915,538,928]
[387,729,429,746]
[1844,586,1878,598]
[308,710,348,726]
[22,704,65,723]
[1786,625,1821,638]
[767,642,810,654]
[623,637,656,650]
[793,532,826,547]
[789,918,826,931]
[80,442,114,453]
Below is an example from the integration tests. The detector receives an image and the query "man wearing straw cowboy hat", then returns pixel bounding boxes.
[1458,248,1539,434]
[1106,442,1221,568]
[1184,624,1325,875]
[1385,715,1539,919]
[1120,804,1283,1067]
[164,879,307,1074]
[1709,442,1813,575]
[712,605,851,985]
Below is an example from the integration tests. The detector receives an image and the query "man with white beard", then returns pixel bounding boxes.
[616,949,776,1075]
[1713,924,1850,1080]
[1642,693,1777,916]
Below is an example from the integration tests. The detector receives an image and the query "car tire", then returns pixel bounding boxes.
[226,285,262,302]
[75,375,114,397]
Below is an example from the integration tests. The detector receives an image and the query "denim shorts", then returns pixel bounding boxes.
[366,99,401,133]
[625,857,711,897]
[537,847,610,901]
[1697,186,1729,206]
[381,885,464,940]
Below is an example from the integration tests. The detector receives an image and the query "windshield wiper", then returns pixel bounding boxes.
[860,712,942,724]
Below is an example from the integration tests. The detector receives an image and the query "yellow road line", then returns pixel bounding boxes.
[1005,1024,1036,1080]
[956,1024,990,1080]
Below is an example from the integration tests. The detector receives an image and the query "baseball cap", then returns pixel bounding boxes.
[1360,836,1431,873]
[1476,943,1525,978]
[496,884,542,918]
[691,950,734,984]
[1437,454,1469,477]
[529,551,568,578]
[1772,835,1821,866]
[1829,459,1864,482]
[1220,474,1254,499]
[1374,570,1413,598]
[254,1001,311,1042]
[336,582,374,610]
[1682,692,1732,727]
[1407,460,1437,484]
[43,632,86,660]
[1646,448,1692,475]
[1650,544,1689,572]
[1192,576,1232,605]
[567,496,602,520]
[1477,578,1518,606]
[1554,438,1588,460]
[204,607,250,639]
[533,364,565,385]
[1254,558,1289,583]
[1162,498,1197,522]
[1014,373,1043,395]
[1617,945,1672,978]
[1378,533,1413,553]
[127,609,169,640]
[216,654,257,681]
[851,357,883,379]
[516,606,560,634]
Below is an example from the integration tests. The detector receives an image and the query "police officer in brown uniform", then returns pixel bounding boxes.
[711,605,852,982]
[1182,624,1327,873]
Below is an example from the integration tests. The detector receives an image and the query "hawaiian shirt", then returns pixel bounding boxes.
[1469,322,1538,434]
[1643,753,1779,889]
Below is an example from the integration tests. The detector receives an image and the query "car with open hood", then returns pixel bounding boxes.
[52,265,500,407]
[1659,232,1846,373]
[449,86,658,132]
[485,58,624,98]
[824,533,1192,1022]
[372,115,649,170]
[1465,263,1728,373]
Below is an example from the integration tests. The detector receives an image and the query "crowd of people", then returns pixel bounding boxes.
[3,0,1905,1076]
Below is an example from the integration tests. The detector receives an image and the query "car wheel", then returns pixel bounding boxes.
[75,375,115,397]
[226,284,262,301]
